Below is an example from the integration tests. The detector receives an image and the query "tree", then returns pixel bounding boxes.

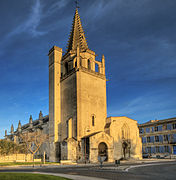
[19,130,48,164]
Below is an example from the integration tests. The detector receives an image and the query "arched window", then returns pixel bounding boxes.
[66,120,68,138]
[122,123,130,140]
[65,62,68,74]
[122,130,124,139]
[92,115,95,126]
[95,63,99,73]
[88,59,91,70]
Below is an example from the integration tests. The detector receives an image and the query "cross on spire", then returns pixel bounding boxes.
[75,0,80,9]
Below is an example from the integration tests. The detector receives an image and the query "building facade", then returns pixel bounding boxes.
[139,117,176,158]
[5,7,142,163]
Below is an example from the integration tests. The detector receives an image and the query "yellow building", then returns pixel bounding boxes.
[48,7,142,162]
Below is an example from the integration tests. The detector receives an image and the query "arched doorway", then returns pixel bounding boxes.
[122,141,131,159]
[121,123,131,159]
[98,142,108,161]
[122,141,128,159]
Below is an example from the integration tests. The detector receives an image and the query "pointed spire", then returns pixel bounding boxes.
[66,8,88,53]
[29,115,33,128]
[5,130,7,137]
[18,120,21,132]
[39,110,43,124]
[11,124,14,134]
[39,110,43,119]
[29,115,33,124]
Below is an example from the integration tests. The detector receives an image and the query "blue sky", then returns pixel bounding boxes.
[0,0,176,138]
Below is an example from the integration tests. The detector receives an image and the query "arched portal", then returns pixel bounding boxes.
[121,123,131,159]
[122,141,128,159]
[98,142,108,161]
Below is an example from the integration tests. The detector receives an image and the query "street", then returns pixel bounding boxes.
[0,161,176,180]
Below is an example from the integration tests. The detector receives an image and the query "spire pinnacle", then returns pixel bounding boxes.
[39,110,43,119]
[11,124,14,134]
[66,7,88,53]
[18,120,22,132]
[5,130,7,136]
[29,115,33,124]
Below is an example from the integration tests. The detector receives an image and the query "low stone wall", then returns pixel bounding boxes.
[0,154,41,163]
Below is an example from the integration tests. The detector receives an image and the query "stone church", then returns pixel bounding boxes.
[5,7,142,163]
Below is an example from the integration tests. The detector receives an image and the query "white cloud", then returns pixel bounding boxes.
[44,0,70,18]
[8,0,45,37]
[6,0,71,38]
[109,90,176,118]
[85,0,117,20]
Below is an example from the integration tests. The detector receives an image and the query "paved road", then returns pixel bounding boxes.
[127,162,176,180]
[0,161,176,180]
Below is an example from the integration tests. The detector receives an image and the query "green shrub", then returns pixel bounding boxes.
[0,140,25,155]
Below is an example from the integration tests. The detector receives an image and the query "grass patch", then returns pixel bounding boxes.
[0,173,70,180]
[0,162,60,166]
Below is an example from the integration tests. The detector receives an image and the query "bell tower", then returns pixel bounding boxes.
[60,7,107,161]
[49,6,107,162]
